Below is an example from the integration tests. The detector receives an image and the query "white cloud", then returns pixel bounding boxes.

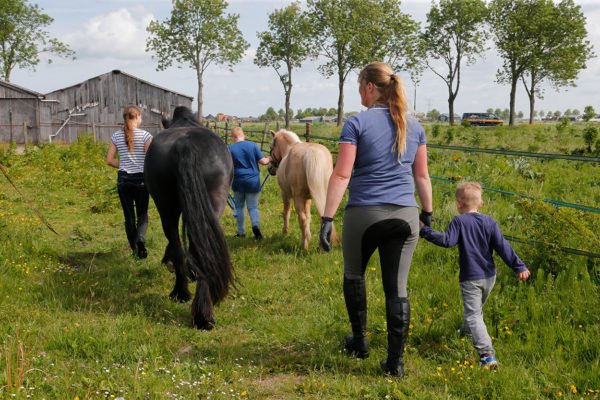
[65,8,153,59]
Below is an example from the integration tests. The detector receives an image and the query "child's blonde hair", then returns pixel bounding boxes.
[455,182,483,208]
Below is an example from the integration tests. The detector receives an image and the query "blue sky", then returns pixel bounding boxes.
[9,0,600,118]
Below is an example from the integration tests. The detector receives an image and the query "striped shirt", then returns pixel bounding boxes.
[111,129,153,174]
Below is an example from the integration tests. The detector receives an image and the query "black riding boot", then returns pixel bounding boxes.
[380,297,410,378]
[343,277,369,359]
[125,225,138,254]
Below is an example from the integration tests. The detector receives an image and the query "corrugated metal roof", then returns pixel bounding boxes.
[0,79,45,98]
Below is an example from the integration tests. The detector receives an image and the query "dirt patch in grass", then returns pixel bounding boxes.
[247,373,305,399]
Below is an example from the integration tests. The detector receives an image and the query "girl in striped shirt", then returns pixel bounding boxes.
[106,105,153,258]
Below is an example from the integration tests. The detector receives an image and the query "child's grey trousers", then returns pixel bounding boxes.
[460,275,497,356]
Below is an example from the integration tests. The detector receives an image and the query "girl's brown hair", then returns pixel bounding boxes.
[358,62,408,158]
[123,105,142,152]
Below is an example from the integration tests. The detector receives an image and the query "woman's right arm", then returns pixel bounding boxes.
[323,143,356,218]
[106,143,119,169]
[413,144,432,213]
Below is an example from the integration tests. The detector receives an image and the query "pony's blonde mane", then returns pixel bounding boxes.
[276,129,301,144]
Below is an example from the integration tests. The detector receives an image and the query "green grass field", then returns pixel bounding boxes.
[0,125,598,399]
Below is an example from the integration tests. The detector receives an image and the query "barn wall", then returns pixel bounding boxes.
[0,81,43,144]
[43,71,193,143]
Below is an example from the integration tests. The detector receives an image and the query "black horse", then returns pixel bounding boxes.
[145,106,235,330]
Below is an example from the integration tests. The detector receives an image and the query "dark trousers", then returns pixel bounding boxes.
[117,171,149,252]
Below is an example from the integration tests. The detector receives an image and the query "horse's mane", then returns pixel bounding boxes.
[276,129,301,144]
[165,106,203,129]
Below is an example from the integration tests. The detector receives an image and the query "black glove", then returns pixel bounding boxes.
[419,210,433,227]
[320,216,333,252]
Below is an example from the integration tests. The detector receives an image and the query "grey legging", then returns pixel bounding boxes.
[342,205,419,298]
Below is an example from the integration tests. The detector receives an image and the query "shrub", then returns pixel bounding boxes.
[556,117,570,133]
[431,124,441,138]
[582,126,598,153]
[444,127,455,144]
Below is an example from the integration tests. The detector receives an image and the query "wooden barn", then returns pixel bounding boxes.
[42,70,193,143]
[0,80,50,144]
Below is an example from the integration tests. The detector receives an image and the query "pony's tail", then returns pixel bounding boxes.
[305,146,339,246]
[174,139,234,306]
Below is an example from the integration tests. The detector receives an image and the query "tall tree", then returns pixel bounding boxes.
[383,1,423,113]
[146,0,249,119]
[490,0,552,126]
[255,2,311,128]
[422,0,488,126]
[306,0,416,126]
[519,0,594,124]
[0,0,75,81]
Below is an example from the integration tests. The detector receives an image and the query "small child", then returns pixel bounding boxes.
[419,182,530,368]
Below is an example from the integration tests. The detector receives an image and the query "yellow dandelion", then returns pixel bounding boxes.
[556,391,563,397]
[437,367,442,371]
[241,391,248,397]
[570,385,577,394]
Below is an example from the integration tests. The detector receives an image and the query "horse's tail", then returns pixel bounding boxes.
[174,139,234,306]
[304,145,339,245]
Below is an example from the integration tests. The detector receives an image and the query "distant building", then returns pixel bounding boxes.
[43,70,193,143]
[0,80,49,144]
[216,113,238,122]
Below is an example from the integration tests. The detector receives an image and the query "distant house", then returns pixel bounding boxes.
[0,80,50,144]
[216,113,238,122]
[43,70,193,143]
[299,115,343,124]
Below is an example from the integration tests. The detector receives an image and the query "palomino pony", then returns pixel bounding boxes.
[145,106,234,330]
[268,129,338,250]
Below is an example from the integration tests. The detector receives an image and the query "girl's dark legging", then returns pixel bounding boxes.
[117,171,149,250]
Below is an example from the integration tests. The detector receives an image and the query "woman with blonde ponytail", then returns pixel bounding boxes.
[106,105,153,259]
[320,62,432,378]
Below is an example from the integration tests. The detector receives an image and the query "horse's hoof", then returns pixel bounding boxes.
[169,290,191,303]
[165,260,175,273]
[194,317,215,331]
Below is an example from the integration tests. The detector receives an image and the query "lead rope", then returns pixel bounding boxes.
[0,162,59,235]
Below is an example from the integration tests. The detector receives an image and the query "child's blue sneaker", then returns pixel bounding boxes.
[480,354,498,369]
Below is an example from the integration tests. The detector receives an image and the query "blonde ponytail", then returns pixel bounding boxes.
[123,105,142,152]
[358,62,408,159]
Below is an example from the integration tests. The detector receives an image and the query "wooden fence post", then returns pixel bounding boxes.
[305,123,311,142]
[23,122,28,149]
[276,121,280,131]
[261,122,269,152]
[92,123,97,142]
[224,121,229,144]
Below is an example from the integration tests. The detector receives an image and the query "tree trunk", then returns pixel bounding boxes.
[527,74,536,125]
[337,75,345,127]
[509,76,517,126]
[528,90,535,125]
[285,66,292,129]
[448,85,456,126]
[197,69,204,121]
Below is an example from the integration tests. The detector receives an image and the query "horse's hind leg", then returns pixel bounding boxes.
[295,196,312,250]
[192,280,215,330]
[160,210,191,303]
[282,194,291,235]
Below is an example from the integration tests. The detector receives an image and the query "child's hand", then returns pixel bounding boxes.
[516,269,530,281]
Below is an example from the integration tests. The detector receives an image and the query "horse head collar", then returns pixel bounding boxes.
[268,145,280,176]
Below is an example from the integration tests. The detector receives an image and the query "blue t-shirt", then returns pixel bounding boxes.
[229,140,265,193]
[420,212,528,282]
[339,107,427,207]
